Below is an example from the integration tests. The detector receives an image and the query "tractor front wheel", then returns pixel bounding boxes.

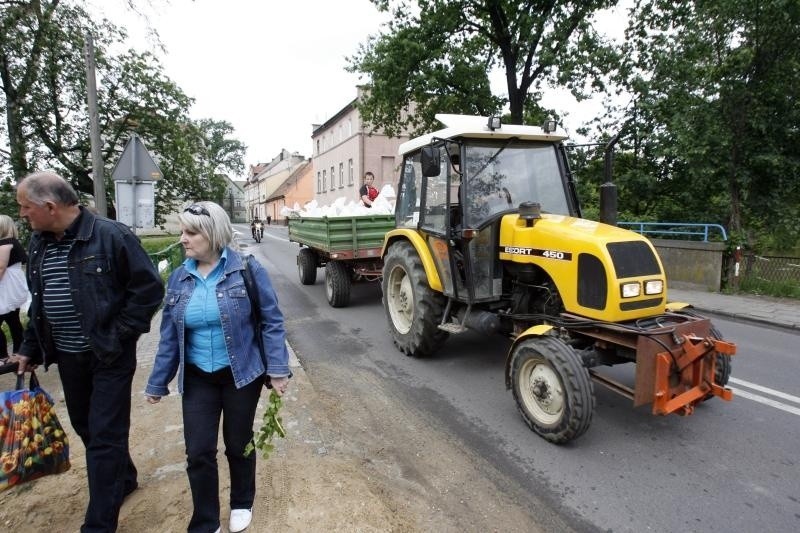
[710,325,732,387]
[701,325,732,401]
[510,337,595,444]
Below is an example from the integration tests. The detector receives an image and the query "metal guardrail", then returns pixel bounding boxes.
[618,222,728,242]
[148,241,184,280]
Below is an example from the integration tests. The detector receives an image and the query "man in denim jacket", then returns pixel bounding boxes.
[11,171,164,532]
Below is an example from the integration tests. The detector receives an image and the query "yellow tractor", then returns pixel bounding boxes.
[381,114,735,443]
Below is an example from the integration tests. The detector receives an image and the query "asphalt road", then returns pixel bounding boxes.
[241,224,800,533]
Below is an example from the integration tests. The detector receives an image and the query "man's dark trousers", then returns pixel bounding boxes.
[57,340,138,533]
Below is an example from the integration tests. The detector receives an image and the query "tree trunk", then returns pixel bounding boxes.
[5,98,30,182]
[1,0,62,182]
[727,137,743,243]
[507,87,524,125]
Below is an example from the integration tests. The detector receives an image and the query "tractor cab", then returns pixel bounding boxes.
[393,114,577,304]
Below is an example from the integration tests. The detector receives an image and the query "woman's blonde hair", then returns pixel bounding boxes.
[178,201,240,253]
[0,214,19,239]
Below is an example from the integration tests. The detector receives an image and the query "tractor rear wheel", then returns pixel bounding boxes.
[325,261,351,308]
[382,241,448,356]
[297,248,317,285]
[510,337,595,444]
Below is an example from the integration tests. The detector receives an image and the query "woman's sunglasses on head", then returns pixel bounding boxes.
[184,204,210,216]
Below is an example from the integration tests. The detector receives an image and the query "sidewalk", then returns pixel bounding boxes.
[0,312,412,532]
[668,283,800,331]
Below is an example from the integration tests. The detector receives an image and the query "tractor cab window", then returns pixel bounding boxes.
[463,141,569,228]
[396,155,422,228]
[419,144,450,235]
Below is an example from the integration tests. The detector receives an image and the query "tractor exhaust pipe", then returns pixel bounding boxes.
[599,132,621,226]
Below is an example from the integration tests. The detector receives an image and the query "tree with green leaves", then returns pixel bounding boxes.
[610,0,800,250]
[348,0,619,135]
[1,0,246,225]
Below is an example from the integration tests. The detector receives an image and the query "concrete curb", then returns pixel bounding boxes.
[687,305,800,332]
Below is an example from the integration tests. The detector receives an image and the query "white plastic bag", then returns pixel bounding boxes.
[0,263,29,315]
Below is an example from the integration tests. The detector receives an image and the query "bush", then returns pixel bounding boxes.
[140,235,183,283]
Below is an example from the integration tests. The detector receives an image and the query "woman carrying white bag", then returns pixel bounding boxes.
[0,214,29,361]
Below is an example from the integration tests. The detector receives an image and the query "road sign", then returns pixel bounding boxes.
[112,134,162,181]
[112,134,161,229]
[115,181,155,229]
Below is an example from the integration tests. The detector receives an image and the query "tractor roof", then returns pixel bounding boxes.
[398,114,570,156]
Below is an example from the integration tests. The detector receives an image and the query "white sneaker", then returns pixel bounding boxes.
[229,508,252,532]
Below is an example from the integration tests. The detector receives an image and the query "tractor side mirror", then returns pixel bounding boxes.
[420,146,440,177]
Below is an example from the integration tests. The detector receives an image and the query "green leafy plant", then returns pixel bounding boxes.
[244,389,286,459]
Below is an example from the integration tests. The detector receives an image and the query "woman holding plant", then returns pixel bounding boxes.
[145,201,291,533]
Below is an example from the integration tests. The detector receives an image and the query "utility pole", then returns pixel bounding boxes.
[85,32,107,216]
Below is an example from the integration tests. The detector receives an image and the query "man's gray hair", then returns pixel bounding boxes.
[21,171,79,206]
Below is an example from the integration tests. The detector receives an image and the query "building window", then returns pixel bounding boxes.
[347,119,352,137]
[348,159,354,185]
[316,140,320,154]
[330,166,335,190]
[339,163,344,188]
[322,170,327,192]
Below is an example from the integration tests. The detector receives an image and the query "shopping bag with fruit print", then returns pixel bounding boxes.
[0,371,71,492]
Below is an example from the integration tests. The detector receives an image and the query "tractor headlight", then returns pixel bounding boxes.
[644,279,664,295]
[621,282,641,298]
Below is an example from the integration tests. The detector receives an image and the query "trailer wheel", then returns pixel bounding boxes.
[510,337,595,444]
[382,241,448,356]
[297,248,317,285]
[325,261,351,308]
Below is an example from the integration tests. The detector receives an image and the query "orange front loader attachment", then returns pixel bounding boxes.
[632,318,736,415]
[650,334,736,415]
[583,315,736,416]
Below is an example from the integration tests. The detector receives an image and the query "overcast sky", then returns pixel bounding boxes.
[96,0,628,179]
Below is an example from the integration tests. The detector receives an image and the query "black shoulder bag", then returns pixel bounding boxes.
[241,255,270,386]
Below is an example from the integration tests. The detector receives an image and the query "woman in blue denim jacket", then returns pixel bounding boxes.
[145,201,290,533]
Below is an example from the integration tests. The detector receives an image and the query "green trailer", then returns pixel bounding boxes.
[287,214,395,307]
